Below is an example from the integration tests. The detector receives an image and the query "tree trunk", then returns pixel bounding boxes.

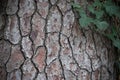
[0,0,116,80]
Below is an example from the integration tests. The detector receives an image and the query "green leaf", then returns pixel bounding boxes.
[88,5,95,13]
[104,3,120,17]
[104,0,113,5]
[95,21,109,31]
[105,27,117,41]
[112,26,117,36]
[78,7,86,17]
[93,0,102,7]
[105,33,115,41]
[79,16,93,27]
[94,11,104,19]
[72,3,81,9]
[113,39,120,49]
[88,7,104,19]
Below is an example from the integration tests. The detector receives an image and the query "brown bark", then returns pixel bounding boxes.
[0,0,116,80]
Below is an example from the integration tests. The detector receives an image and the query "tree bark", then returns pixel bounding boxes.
[0,0,116,80]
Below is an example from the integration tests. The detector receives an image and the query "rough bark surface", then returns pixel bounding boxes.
[0,0,116,80]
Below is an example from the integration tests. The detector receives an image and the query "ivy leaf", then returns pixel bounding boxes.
[104,2,120,18]
[72,3,81,9]
[113,39,120,49]
[79,16,93,27]
[93,0,102,7]
[105,33,115,41]
[104,0,113,5]
[88,2,104,19]
[112,26,117,36]
[88,5,95,13]
[94,11,104,19]
[78,7,86,17]
[95,21,109,31]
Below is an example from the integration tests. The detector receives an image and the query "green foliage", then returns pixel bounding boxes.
[113,39,120,49]
[103,1,120,18]
[72,0,120,71]
[72,0,120,49]
[79,15,93,27]
[94,21,109,30]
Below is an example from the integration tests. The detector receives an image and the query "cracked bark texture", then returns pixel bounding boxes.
[0,0,116,80]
